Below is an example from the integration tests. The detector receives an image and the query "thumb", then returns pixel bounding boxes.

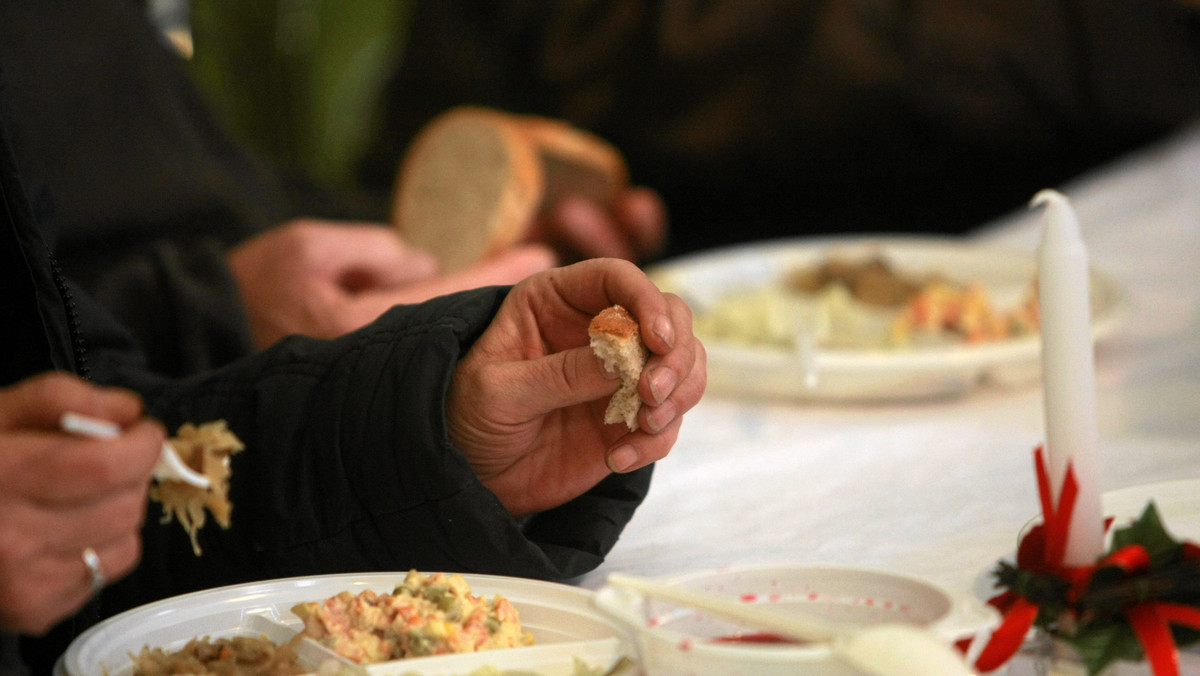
[502,345,621,417]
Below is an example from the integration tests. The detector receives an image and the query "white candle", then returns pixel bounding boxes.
[1034,189,1105,566]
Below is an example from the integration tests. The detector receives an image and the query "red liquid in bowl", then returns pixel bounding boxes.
[712,632,804,645]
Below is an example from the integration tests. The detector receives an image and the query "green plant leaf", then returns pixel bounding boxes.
[1063,622,1144,675]
[1111,502,1180,565]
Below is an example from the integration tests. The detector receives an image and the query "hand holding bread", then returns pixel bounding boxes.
[445,258,706,517]
[391,106,665,271]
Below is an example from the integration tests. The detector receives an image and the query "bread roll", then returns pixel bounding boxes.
[588,305,649,431]
[392,106,628,272]
[392,107,542,272]
[515,114,628,214]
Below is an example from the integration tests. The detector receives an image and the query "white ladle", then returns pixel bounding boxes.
[60,412,211,489]
[606,573,976,676]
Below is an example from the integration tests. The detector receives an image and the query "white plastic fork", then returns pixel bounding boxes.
[605,573,977,676]
[60,412,211,489]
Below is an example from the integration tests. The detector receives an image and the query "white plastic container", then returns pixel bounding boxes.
[57,572,631,676]
[592,565,997,676]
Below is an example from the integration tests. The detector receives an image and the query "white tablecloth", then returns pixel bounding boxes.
[575,122,1200,616]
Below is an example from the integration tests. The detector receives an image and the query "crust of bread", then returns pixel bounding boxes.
[392,107,629,272]
[392,107,543,272]
[588,305,649,431]
[515,115,628,213]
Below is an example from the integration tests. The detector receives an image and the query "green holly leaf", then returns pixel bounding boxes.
[1063,622,1144,675]
[1111,502,1180,565]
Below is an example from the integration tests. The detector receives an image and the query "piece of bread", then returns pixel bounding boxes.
[392,107,543,272]
[392,106,628,272]
[515,114,628,214]
[589,305,649,431]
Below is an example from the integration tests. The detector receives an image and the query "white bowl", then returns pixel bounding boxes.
[592,565,997,676]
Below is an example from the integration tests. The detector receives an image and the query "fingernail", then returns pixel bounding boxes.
[648,366,676,405]
[607,445,639,473]
[653,314,674,349]
[645,400,678,434]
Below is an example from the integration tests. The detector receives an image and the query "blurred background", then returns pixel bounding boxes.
[172,0,1200,260]
[183,0,412,189]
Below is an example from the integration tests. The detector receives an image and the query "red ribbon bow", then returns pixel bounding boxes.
[973,447,1200,674]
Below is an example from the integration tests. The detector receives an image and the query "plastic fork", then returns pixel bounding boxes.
[605,572,976,676]
[60,412,211,489]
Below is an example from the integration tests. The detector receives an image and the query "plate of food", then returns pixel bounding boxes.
[648,236,1127,401]
[1099,478,1200,541]
[56,570,633,676]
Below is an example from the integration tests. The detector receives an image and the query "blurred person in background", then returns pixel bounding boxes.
[0,1,665,381]
[357,0,1200,259]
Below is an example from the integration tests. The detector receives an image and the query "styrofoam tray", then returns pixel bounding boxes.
[57,572,631,676]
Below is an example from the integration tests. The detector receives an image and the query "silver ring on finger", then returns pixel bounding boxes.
[81,547,106,594]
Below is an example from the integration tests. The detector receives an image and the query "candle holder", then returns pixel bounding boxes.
[1020,629,1200,676]
[973,448,1200,675]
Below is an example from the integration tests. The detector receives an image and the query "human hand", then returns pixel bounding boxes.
[446,258,706,517]
[531,186,667,263]
[228,219,557,349]
[0,372,164,634]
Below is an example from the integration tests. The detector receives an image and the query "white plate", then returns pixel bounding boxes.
[58,572,630,676]
[1101,478,1200,540]
[649,236,1127,401]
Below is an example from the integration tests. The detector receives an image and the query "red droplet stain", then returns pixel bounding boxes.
[713,632,802,645]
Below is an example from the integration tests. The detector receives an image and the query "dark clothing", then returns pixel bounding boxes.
[0,5,650,673]
[360,0,1200,258]
[0,0,383,379]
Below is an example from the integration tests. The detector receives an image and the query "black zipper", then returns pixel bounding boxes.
[44,245,89,379]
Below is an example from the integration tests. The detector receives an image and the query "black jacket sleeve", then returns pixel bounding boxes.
[89,286,651,607]
[18,286,652,672]
[0,1,296,377]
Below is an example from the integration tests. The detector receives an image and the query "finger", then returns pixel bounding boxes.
[525,258,674,347]
[638,294,699,406]
[641,339,707,435]
[3,533,141,635]
[321,223,440,290]
[329,245,557,334]
[614,187,668,257]
[372,245,558,306]
[26,485,150,552]
[545,197,637,261]
[20,418,165,504]
[606,414,684,474]
[65,527,143,589]
[499,345,620,417]
[0,373,144,431]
